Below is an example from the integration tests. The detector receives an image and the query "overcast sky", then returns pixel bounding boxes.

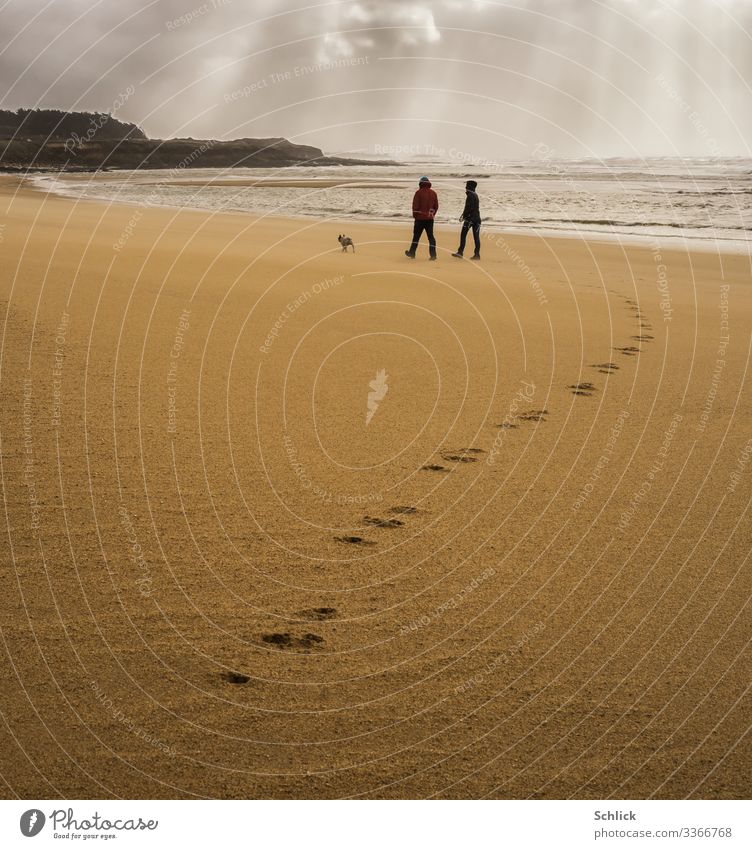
[1,0,751,159]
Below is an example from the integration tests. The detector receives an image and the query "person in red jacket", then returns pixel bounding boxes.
[405,176,438,260]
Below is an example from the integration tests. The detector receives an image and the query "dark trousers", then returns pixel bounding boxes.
[458,219,481,255]
[408,218,436,257]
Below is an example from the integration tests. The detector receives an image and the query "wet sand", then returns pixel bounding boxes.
[0,178,750,799]
[169,179,406,189]
[44,173,407,189]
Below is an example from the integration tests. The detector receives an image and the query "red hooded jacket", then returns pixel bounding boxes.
[412,181,439,220]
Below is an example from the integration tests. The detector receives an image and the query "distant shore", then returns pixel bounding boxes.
[0,136,395,172]
[0,108,395,172]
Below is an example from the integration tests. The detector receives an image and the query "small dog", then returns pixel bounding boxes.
[338,234,355,253]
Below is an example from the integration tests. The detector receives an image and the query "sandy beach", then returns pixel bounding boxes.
[0,177,749,800]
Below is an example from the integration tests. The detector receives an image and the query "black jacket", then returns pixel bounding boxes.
[461,190,480,223]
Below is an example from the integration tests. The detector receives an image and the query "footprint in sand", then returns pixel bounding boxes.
[220,671,250,685]
[363,516,405,528]
[335,535,376,546]
[422,464,449,472]
[390,505,419,515]
[297,607,338,621]
[592,362,619,375]
[614,345,641,356]
[569,382,597,396]
[261,632,324,650]
[441,450,482,463]
[516,409,548,422]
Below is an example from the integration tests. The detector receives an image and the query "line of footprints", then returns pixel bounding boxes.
[334,504,421,546]
[569,296,653,396]
[241,507,425,665]
[220,297,654,679]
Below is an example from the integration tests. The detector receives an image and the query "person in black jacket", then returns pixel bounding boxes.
[452,180,481,260]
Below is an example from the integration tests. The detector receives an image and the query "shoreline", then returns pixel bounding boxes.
[15,172,752,257]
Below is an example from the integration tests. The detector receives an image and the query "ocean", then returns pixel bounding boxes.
[31,157,752,251]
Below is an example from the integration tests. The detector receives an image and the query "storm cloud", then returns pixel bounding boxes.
[1,0,750,158]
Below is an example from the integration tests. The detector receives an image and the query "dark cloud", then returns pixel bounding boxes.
[0,0,750,157]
